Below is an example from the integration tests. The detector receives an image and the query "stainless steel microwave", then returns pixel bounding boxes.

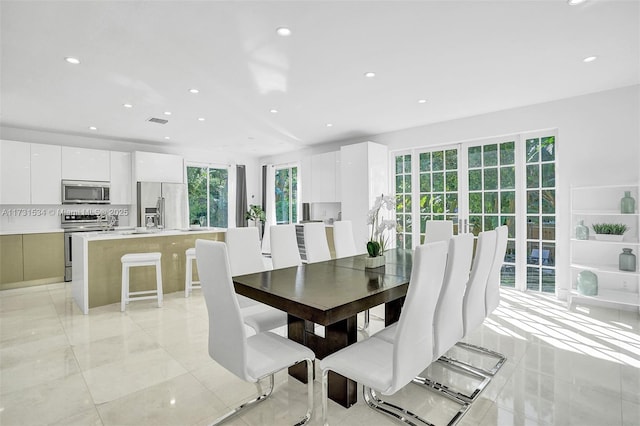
[61,180,110,204]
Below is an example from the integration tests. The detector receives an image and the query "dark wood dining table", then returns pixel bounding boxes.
[232,248,413,408]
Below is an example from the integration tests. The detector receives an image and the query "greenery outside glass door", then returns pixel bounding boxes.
[467,140,517,287]
[393,131,557,293]
[275,166,298,224]
[186,165,228,227]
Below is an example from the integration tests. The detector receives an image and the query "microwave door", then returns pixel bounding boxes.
[64,185,101,203]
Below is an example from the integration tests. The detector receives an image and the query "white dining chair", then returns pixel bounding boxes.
[443,229,506,381]
[224,227,288,333]
[423,219,454,244]
[333,220,373,329]
[332,220,358,258]
[225,227,269,277]
[195,240,314,425]
[303,222,331,263]
[320,242,469,425]
[415,232,492,403]
[486,225,509,316]
[373,233,490,403]
[448,224,509,378]
[270,224,302,269]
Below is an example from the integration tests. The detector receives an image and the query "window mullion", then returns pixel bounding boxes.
[515,135,527,291]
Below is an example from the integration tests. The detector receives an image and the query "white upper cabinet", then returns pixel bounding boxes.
[310,151,341,202]
[61,147,110,181]
[134,151,183,183]
[109,151,132,204]
[30,143,61,204]
[0,140,31,204]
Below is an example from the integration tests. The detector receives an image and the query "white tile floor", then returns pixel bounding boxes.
[0,283,638,426]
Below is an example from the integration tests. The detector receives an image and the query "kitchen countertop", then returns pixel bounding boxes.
[76,228,226,241]
[0,228,65,236]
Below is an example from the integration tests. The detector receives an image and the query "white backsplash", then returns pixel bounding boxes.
[310,202,341,223]
[0,204,133,232]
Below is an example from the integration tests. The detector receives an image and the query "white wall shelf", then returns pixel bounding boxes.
[570,184,639,310]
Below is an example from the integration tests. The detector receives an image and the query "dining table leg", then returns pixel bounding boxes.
[287,314,358,408]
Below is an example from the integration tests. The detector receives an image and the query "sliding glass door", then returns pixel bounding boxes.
[393,131,557,293]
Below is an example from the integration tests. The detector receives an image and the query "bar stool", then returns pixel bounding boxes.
[184,247,201,297]
[121,252,163,311]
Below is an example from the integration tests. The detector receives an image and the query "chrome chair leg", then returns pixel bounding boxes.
[363,386,469,426]
[444,342,506,376]
[413,357,491,404]
[358,310,371,331]
[363,386,435,426]
[212,358,314,426]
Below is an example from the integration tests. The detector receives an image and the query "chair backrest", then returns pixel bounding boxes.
[225,227,269,276]
[433,233,474,359]
[462,230,497,336]
[424,220,454,244]
[333,220,358,258]
[196,240,250,381]
[389,241,448,393]
[485,225,508,315]
[270,224,302,269]
[303,222,331,263]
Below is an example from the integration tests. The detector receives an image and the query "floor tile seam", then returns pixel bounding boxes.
[185,368,240,414]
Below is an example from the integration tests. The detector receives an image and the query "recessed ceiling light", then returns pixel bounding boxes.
[164,136,171,140]
[270,109,278,114]
[164,111,172,115]
[326,123,333,127]
[418,99,427,104]
[583,56,597,63]
[567,0,586,5]
[276,27,291,36]
[364,72,376,78]
[123,103,133,108]
[198,117,205,121]
[88,126,97,130]
[189,88,199,94]
[65,57,80,65]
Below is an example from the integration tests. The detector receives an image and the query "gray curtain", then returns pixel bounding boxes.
[236,165,248,227]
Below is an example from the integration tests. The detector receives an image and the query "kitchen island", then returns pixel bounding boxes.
[72,228,225,314]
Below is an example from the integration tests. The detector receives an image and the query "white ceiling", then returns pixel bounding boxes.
[1,1,638,157]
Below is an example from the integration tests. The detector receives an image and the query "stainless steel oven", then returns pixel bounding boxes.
[62,213,114,281]
[62,180,110,204]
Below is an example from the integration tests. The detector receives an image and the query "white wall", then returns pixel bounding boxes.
[261,85,640,299]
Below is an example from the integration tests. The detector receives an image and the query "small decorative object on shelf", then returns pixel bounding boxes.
[621,191,636,214]
[575,220,589,240]
[365,194,397,269]
[592,223,627,242]
[577,270,598,296]
[619,248,637,272]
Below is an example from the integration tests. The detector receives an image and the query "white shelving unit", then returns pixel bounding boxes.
[569,184,640,310]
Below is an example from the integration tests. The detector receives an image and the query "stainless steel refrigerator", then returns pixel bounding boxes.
[137,182,189,230]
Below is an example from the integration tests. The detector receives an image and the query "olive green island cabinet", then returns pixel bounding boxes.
[71,229,225,314]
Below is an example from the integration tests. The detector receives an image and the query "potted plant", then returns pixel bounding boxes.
[592,223,628,242]
[365,194,397,268]
[245,204,265,225]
